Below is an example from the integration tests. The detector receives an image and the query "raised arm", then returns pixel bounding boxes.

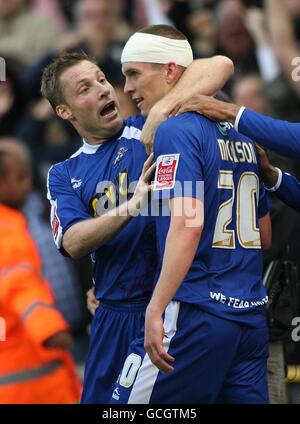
[141,56,234,153]
[265,0,300,97]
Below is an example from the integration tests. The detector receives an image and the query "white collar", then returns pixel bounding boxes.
[81,138,103,154]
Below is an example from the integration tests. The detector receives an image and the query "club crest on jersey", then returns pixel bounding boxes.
[113,147,128,167]
[71,178,82,189]
[154,154,180,190]
[216,121,233,135]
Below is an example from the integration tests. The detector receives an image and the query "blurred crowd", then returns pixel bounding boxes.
[1,0,300,184]
[1,0,300,403]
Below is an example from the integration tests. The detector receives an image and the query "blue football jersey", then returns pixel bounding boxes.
[153,113,269,327]
[47,115,157,302]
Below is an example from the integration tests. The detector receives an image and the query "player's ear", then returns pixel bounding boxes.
[165,62,181,85]
[56,104,74,121]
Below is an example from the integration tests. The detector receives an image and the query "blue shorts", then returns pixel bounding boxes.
[110,301,269,404]
[81,299,148,404]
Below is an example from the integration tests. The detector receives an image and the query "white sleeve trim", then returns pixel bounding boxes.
[234,106,246,131]
[265,168,282,192]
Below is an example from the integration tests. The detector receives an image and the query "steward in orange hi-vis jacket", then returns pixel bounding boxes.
[0,140,81,403]
[0,204,82,403]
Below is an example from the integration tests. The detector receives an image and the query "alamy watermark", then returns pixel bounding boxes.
[0,57,6,82]
[93,180,204,227]
[291,57,300,82]
[0,317,6,341]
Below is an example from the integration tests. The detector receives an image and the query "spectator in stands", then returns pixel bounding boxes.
[0,0,59,66]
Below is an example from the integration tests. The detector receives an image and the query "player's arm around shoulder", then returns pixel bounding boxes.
[141,56,234,154]
[160,56,234,117]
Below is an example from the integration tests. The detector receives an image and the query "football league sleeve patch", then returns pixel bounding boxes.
[49,199,63,249]
[153,154,180,191]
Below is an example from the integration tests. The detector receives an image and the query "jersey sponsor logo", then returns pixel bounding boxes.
[113,147,129,167]
[51,205,60,240]
[71,178,82,189]
[89,170,131,217]
[154,154,180,190]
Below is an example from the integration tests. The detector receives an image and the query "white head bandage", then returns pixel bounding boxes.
[121,32,193,68]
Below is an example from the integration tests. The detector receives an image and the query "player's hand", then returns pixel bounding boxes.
[256,144,279,188]
[141,104,169,155]
[86,287,100,316]
[129,153,156,215]
[144,307,175,373]
[171,94,239,123]
[171,94,218,118]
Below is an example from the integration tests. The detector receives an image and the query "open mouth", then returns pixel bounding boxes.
[100,101,116,117]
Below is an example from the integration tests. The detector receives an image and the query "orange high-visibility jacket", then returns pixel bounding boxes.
[0,204,81,403]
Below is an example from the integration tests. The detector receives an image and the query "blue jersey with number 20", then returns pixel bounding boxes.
[153,113,269,327]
